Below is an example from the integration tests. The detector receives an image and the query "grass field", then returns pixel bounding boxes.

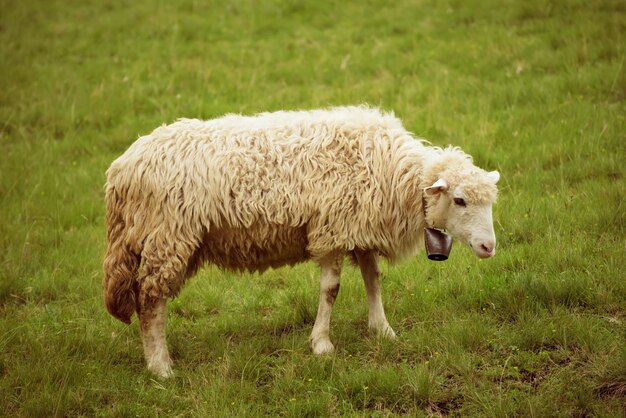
[1,0,625,416]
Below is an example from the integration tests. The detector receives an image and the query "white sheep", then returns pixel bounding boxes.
[103,106,500,377]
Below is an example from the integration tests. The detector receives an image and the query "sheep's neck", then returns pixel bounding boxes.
[421,191,431,229]
[421,191,443,231]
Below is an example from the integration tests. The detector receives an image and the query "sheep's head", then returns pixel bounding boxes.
[423,168,499,259]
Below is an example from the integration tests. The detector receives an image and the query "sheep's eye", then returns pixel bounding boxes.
[453,197,466,207]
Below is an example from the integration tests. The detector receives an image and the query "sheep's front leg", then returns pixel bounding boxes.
[310,254,342,355]
[355,249,396,338]
[138,296,173,378]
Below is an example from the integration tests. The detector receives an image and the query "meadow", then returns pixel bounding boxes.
[1,0,625,416]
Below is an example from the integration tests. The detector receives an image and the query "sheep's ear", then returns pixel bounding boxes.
[486,171,500,184]
[424,178,449,196]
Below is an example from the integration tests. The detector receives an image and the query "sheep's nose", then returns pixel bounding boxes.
[481,243,494,254]
[471,239,496,258]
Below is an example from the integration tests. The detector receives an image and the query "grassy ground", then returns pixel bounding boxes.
[1,0,625,416]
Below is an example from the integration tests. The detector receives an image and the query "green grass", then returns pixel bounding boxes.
[1,0,625,415]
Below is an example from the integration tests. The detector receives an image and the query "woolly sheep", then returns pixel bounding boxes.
[103,106,500,377]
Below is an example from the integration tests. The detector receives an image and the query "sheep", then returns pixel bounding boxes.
[103,106,500,377]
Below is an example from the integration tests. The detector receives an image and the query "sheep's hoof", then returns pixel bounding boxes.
[382,326,397,339]
[370,322,397,339]
[311,338,335,355]
[148,358,174,379]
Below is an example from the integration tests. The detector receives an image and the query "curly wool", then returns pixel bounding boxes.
[103,106,495,323]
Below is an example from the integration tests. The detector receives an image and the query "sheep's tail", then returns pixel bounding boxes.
[103,186,139,324]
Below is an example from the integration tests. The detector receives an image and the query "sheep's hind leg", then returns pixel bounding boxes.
[136,229,198,377]
[310,254,342,355]
[138,295,173,378]
[355,249,396,339]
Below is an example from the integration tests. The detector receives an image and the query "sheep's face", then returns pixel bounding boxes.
[424,170,499,259]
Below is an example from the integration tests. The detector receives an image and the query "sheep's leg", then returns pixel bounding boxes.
[355,249,396,338]
[310,254,342,355]
[138,295,173,378]
[135,229,198,378]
